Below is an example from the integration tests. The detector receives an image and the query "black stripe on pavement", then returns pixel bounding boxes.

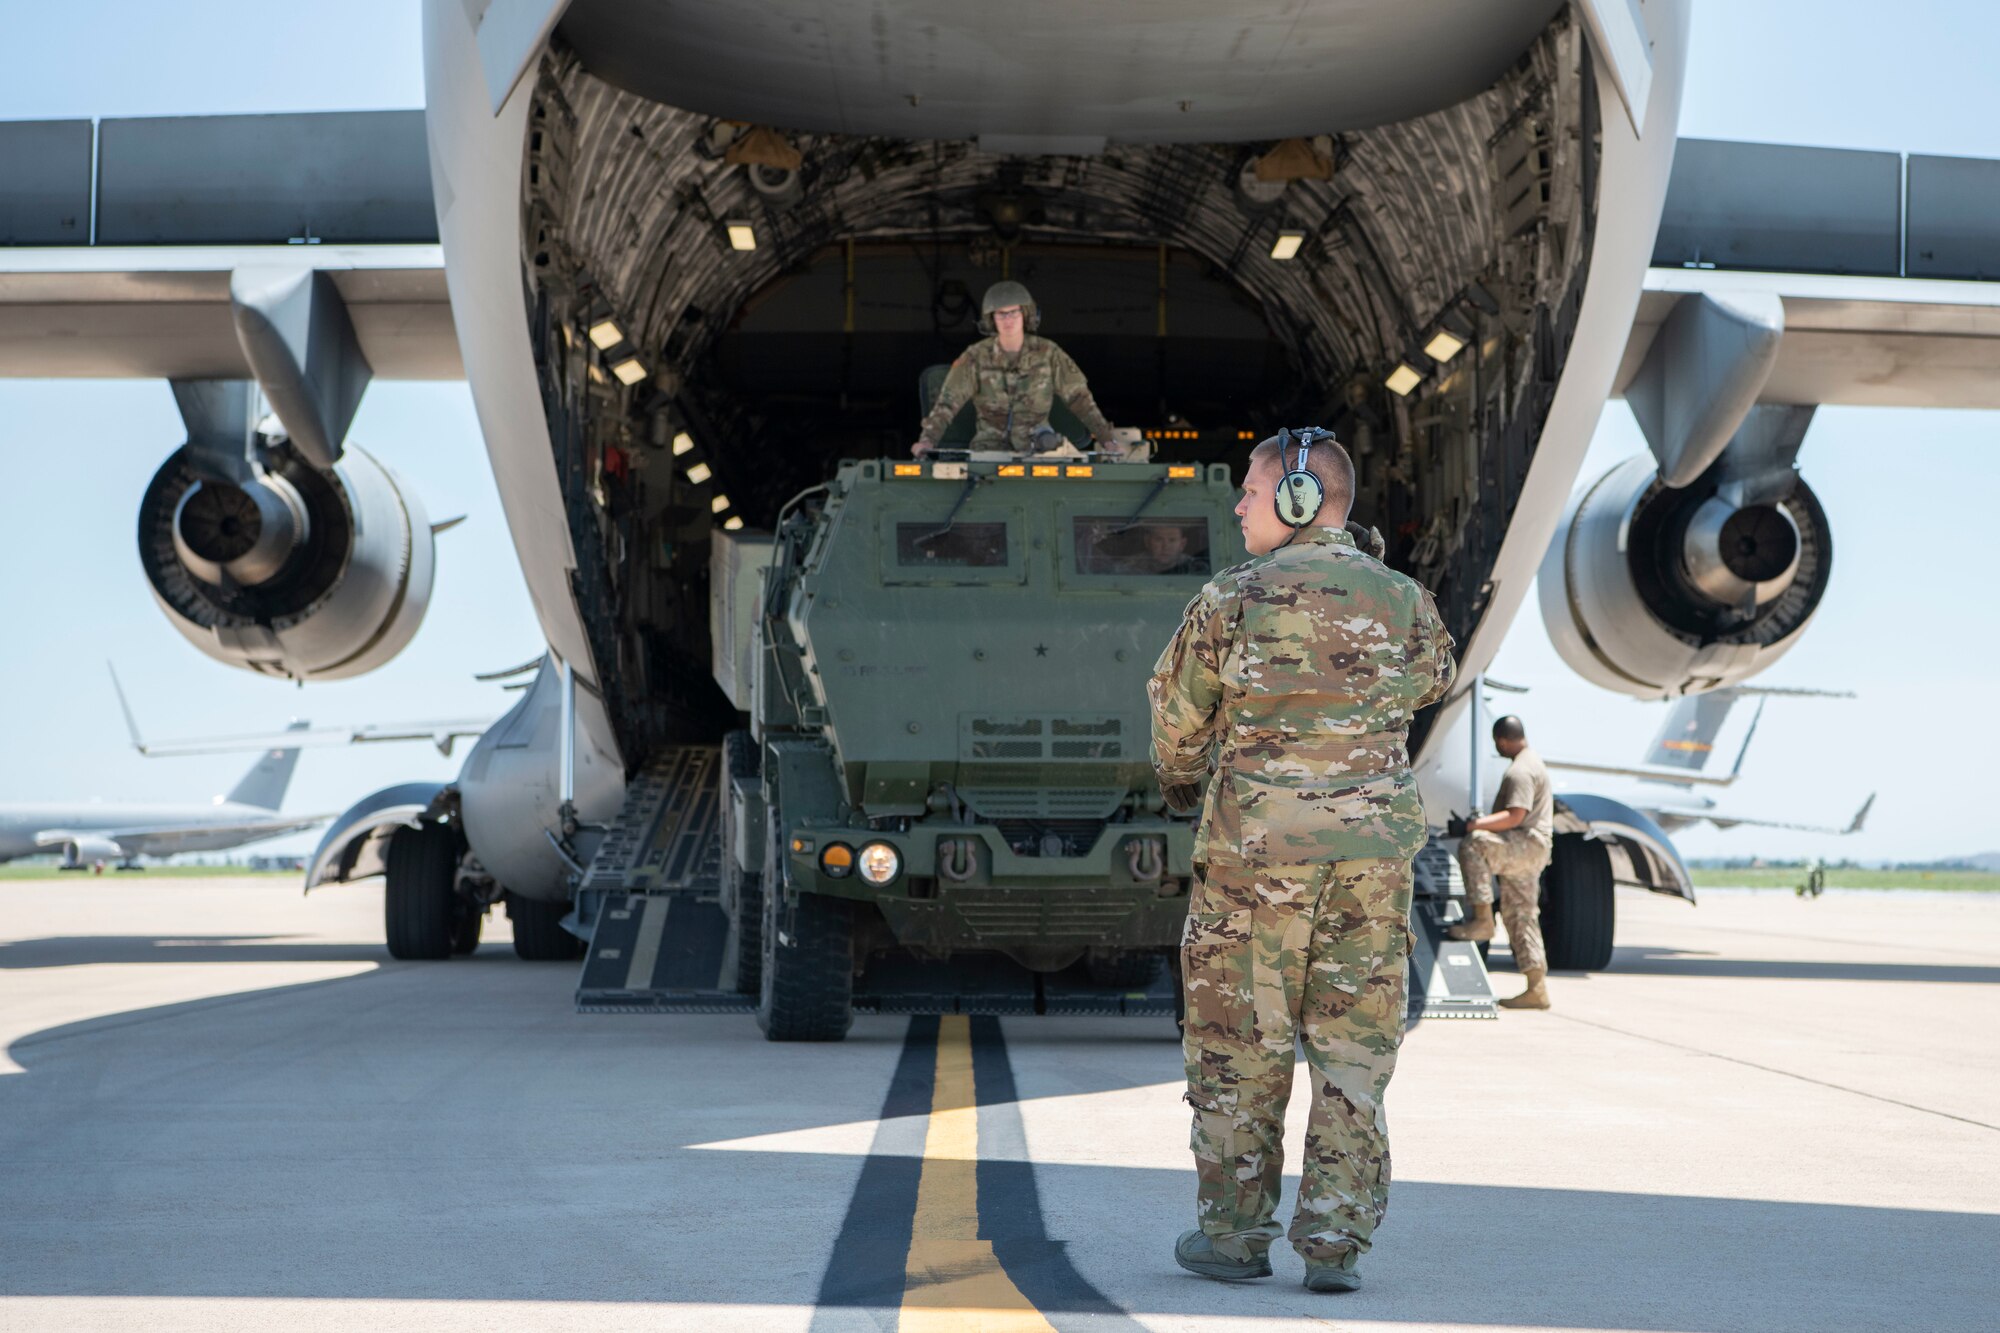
[809,1014,938,1331]
[970,1015,1143,1331]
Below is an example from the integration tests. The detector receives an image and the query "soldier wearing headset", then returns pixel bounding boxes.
[911,280,1125,456]
[1148,428,1457,1295]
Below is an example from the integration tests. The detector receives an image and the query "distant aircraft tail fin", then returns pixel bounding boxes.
[1846,792,1877,835]
[1643,688,1743,772]
[223,721,310,810]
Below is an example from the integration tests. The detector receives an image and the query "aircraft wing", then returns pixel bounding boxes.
[125,721,494,761]
[1646,792,1876,837]
[33,815,331,857]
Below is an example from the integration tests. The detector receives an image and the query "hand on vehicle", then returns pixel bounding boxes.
[1096,436,1128,458]
[911,440,934,457]
[1161,781,1203,814]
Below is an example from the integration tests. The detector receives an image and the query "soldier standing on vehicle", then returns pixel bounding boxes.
[1149,427,1456,1294]
[911,281,1125,456]
[1445,715,1555,1009]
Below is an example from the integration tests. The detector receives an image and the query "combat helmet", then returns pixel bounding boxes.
[979,280,1041,334]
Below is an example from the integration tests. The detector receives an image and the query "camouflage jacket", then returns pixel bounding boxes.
[1148,525,1457,867]
[918,334,1117,450]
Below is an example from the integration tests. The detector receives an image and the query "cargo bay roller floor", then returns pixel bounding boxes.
[2,877,1995,1332]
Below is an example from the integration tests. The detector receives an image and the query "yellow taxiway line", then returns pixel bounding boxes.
[900,1014,1057,1332]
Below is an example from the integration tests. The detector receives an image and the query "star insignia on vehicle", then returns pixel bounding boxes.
[1034,644,1048,656]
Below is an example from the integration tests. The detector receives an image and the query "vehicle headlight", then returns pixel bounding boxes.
[857,841,902,886]
[819,843,854,879]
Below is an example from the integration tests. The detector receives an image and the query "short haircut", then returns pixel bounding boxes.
[1247,431,1355,521]
[1491,715,1527,743]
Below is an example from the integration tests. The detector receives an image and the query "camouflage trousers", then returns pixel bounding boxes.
[1180,857,1412,1265]
[1457,829,1553,975]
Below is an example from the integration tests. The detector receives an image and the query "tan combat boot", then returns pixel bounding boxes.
[1498,967,1550,1010]
[1445,901,1494,942]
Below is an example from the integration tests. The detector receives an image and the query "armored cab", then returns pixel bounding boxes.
[712,456,1242,1039]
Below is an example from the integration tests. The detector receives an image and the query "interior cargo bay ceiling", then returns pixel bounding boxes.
[557,0,1568,144]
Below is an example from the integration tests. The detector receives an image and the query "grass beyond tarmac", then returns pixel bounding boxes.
[0,863,299,880]
[1692,867,2000,892]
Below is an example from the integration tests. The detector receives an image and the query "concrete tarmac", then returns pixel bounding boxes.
[1,877,1995,1331]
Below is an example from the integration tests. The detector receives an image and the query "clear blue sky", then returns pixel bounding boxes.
[0,1,1994,862]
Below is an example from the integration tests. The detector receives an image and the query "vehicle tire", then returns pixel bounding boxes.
[1084,950,1162,990]
[757,884,854,1042]
[1540,833,1615,971]
[449,897,483,956]
[384,823,462,960]
[722,730,763,995]
[508,893,585,961]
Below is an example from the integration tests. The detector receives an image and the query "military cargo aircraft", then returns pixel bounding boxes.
[10,0,1997,1009]
[0,721,321,869]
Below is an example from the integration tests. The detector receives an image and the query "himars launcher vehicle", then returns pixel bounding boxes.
[717,455,1239,1039]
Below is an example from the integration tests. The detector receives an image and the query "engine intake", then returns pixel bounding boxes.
[138,443,434,681]
[1540,455,1832,698]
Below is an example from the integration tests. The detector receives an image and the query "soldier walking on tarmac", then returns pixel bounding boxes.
[1149,427,1455,1293]
[1446,715,1556,1009]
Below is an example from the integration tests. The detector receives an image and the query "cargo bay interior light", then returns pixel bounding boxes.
[1270,230,1306,261]
[587,317,624,350]
[711,494,731,513]
[1384,363,1423,397]
[1423,328,1466,362]
[722,515,745,531]
[670,431,695,456]
[726,220,758,251]
[685,461,712,484]
[609,355,648,385]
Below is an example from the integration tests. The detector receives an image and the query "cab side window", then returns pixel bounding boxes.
[896,521,1009,568]
[1073,516,1210,576]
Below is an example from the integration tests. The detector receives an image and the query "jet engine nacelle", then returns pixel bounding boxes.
[52,835,125,865]
[137,444,434,682]
[1540,455,1832,698]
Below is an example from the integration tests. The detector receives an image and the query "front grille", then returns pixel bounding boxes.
[961,714,1123,761]
[949,890,1145,942]
[959,786,1124,820]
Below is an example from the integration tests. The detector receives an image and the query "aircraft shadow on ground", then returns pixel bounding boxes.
[1608,945,2000,985]
[0,934,395,969]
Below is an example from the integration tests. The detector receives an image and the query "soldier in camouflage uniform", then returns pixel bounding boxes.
[1446,714,1556,1009]
[912,281,1123,455]
[1149,429,1455,1294]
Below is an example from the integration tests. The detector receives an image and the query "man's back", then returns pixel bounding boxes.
[1150,525,1455,868]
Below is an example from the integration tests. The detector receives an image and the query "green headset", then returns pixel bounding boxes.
[1274,426,1334,529]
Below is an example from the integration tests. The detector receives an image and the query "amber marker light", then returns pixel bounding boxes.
[1168,465,1197,479]
[791,835,816,854]
[1384,363,1423,396]
[819,843,855,878]
[1065,465,1092,477]
[1031,464,1060,477]
[998,464,1026,477]
[892,463,923,477]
